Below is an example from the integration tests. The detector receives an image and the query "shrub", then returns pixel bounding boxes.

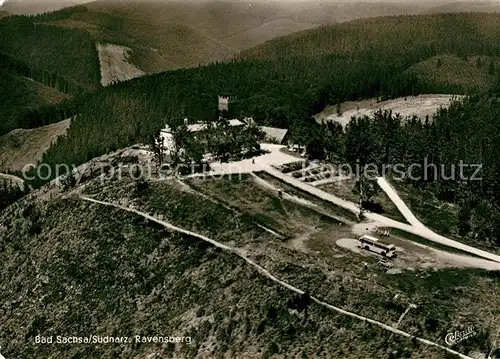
[28,222,43,235]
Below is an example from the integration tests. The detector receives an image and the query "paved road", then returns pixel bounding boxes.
[79,194,473,359]
[264,167,500,265]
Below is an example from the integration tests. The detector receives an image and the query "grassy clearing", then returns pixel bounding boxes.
[318,178,408,223]
[254,171,359,223]
[84,177,270,247]
[187,174,290,235]
[0,119,71,172]
[186,174,351,244]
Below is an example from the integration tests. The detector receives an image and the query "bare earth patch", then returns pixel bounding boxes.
[96,43,146,87]
[0,119,71,172]
[315,94,463,127]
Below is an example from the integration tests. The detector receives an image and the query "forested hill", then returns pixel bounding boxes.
[23,12,500,185]
[0,8,101,136]
[240,12,500,61]
[0,70,72,136]
[0,10,101,93]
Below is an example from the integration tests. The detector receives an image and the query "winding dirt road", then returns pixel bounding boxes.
[264,167,500,265]
[190,142,499,265]
[79,194,474,359]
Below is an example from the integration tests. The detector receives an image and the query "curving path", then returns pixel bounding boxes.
[79,194,473,359]
[377,177,423,228]
[191,142,499,265]
[263,167,500,265]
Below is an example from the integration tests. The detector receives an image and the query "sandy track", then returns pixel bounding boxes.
[376,176,500,265]
[336,237,500,271]
[183,143,499,265]
[377,177,424,228]
[79,194,473,359]
[263,167,500,265]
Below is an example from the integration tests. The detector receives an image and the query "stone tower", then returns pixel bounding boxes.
[218,95,236,114]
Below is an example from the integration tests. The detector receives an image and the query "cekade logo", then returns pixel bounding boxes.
[445,326,477,346]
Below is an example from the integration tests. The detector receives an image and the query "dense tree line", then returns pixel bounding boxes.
[0,10,101,135]
[0,51,93,95]
[8,96,87,134]
[30,5,89,22]
[299,96,500,246]
[0,14,101,92]
[28,55,417,186]
[241,13,500,61]
[0,69,89,136]
[26,13,500,180]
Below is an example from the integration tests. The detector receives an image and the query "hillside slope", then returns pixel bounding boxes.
[0,9,99,137]
[423,1,500,14]
[0,70,71,136]
[3,1,498,86]
[33,0,481,74]
[406,54,500,93]
[1,150,499,358]
[27,12,500,185]
[0,118,71,172]
[2,1,499,83]
[239,12,500,61]
[36,1,318,73]
[0,13,101,92]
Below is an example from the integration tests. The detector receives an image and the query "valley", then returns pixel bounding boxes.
[2,144,499,358]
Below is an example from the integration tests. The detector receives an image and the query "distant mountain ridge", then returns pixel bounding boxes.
[1,0,500,149]
[2,1,499,76]
[0,0,93,14]
[423,1,500,14]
